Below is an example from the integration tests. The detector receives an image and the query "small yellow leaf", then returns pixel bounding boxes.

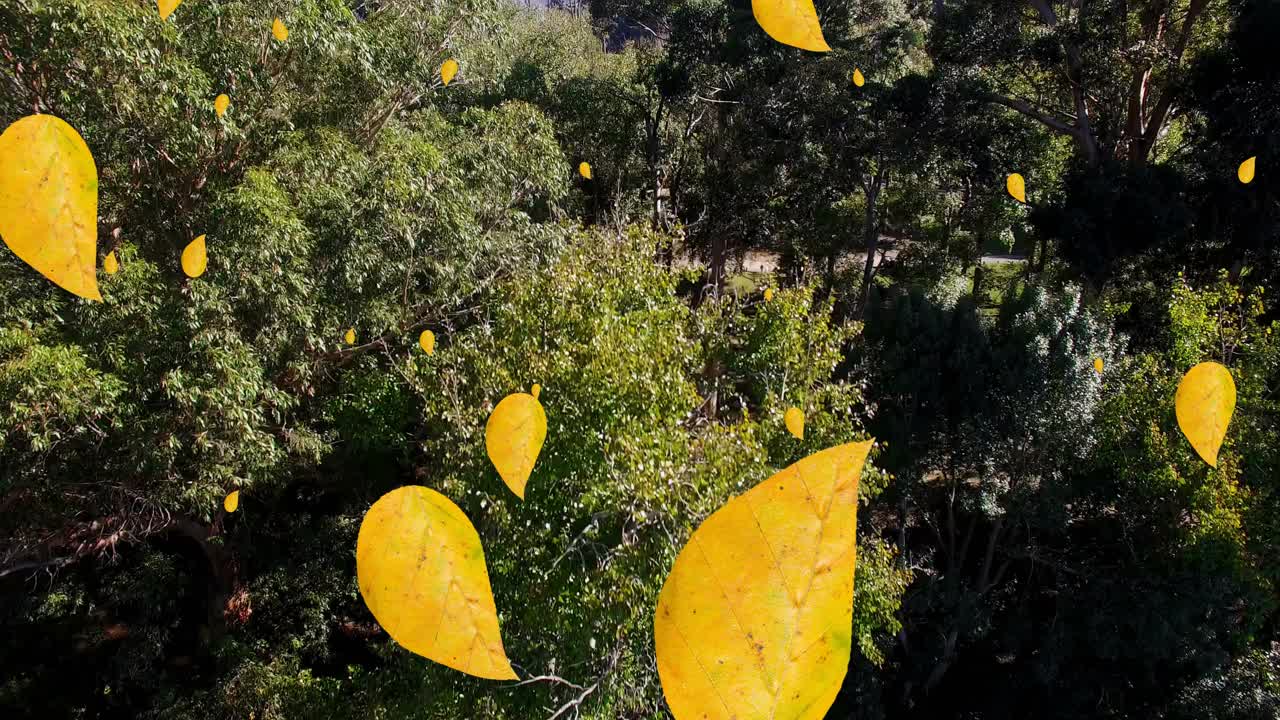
[441,59,459,86]
[764,287,775,302]
[485,390,547,499]
[1175,361,1236,468]
[579,161,592,180]
[1006,173,1026,204]
[1238,156,1256,184]
[272,17,288,42]
[103,251,119,275]
[0,114,101,301]
[752,0,831,52]
[181,234,207,278]
[419,329,435,355]
[344,328,356,345]
[1093,357,1104,374]
[655,440,873,720]
[852,68,865,87]
[224,490,240,513]
[784,407,804,439]
[157,0,180,20]
[214,94,230,118]
[530,383,541,399]
[357,486,517,680]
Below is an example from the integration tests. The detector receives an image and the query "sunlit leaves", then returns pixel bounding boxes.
[214,94,230,118]
[1238,156,1256,184]
[0,114,101,301]
[655,440,873,720]
[485,388,547,499]
[751,0,831,52]
[272,18,288,42]
[1006,173,1026,203]
[356,486,517,680]
[441,58,459,86]
[784,406,804,439]
[181,234,207,278]
[1175,361,1236,467]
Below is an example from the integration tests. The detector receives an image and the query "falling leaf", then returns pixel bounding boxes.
[531,383,541,399]
[181,234,207,278]
[579,161,592,180]
[344,327,356,345]
[103,251,119,275]
[157,0,180,20]
[224,491,240,513]
[214,94,230,118]
[784,407,804,440]
[655,440,873,720]
[420,329,435,355]
[1006,173,1026,204]
[441,59,459,86]
[852,68,865,87]
[1238,156,1256,184]
[1175,361,1236,468]
[357,486,517,680]
[752,0,831,52]
[1093,357,1104,374]
[0,115,101,301]
[485,387,547,499]
[764,288,775,302]
[272,17,288,42]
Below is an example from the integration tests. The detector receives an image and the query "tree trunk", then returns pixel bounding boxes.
[859,172,885,315]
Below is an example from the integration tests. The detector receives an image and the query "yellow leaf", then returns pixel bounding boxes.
[1006,173,1026,204]
[852,68,865,87]
[157,0,180,20]
[655,440,873,720]
[103,251,118,275]
[752,0,831,52]
[530,383,541,399]
[1093,357,1103,374]
[181,234,207,278]
[579,161,592,179]
[441,59,459,86]
[764,287,775,302]
[272,18,288,42]
[485,390,547,499]
[419,329,435,355]
[1175,362,1236,468]
[224,490,240,513]
[344,327,356,345]
[1238,156,1256,184]
[214,94,230,118]
[0,114,101,301]
[784,407,804,439]
[356,486,517,680]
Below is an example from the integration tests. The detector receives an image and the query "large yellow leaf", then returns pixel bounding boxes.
[655,440,873,720]
[214,94,230,118]
[181,234,207,278]
[223,490,240,513]
[752,0,831,52]
[157,0,180,20]
[485,388,547,499]
[1006,173,1026,203]
[272,18,288,42]
[357,486,517,680]
[441,59,459,86]
[0,114,101,301]
[1175,361,1236,468]
[1238,156,1256,184]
